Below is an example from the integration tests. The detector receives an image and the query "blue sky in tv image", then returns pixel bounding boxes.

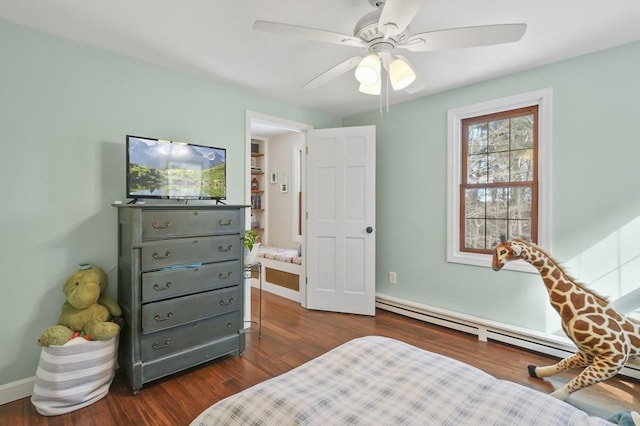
[126,135,227,200]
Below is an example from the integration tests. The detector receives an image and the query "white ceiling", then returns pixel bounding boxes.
[2,0,639,121]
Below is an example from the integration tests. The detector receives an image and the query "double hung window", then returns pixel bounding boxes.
[461,106,538,253]
[447,89,552,271]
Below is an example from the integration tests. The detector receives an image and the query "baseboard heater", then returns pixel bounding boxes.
[375,294,640,380]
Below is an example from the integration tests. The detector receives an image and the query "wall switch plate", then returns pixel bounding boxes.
[389,271,397,284]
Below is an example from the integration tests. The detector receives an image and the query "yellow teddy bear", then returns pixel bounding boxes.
[37,265,122,347]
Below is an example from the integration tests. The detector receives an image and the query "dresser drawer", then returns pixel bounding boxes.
[141,286,240,334]
[141,234,240,271]
[141,209,241,240]
[141,260,240,303]
[140,311,240,361]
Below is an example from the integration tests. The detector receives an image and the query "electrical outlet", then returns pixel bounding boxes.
[388,271,397,284]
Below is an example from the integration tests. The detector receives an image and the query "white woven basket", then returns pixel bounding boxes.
[31,336,118,416]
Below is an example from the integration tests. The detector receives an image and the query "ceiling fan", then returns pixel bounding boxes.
[253,0,526,96]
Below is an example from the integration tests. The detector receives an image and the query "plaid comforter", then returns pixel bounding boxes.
[191,336,612,426]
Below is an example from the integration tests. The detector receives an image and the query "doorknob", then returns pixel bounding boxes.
[366,226,373,234]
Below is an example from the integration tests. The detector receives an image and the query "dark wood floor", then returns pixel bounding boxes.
[2,288,638,425]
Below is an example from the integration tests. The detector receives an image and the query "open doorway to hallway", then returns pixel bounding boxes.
[246,112,312,311]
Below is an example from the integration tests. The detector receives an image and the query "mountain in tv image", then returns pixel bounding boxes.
[128,138,226,198]
[128,138,224,169]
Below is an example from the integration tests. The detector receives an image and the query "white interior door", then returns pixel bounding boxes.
[306,125,376,315]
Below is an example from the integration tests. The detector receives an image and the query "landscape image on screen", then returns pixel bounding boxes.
[127,137,226,199]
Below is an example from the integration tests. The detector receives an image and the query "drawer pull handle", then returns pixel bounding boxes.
[218,245,233,252]
[152,221,171,229]
[152,339,171,350]
[153,282,172,291]
[218,219,233,226]
[154,312,174,322]
[219,297,234,306]
[226,322,232,328]
[218,272,233,279]
[152,251,172,259]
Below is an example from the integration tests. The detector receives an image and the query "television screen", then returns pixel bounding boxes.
[126,135,226,200]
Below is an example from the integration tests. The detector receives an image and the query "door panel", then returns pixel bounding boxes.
[306,125,376,315]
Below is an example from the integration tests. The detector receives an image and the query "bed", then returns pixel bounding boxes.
[191,336,616,425]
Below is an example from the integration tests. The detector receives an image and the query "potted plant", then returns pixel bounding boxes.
[244,230,260,265]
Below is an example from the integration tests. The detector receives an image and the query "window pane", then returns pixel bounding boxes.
[510,149,533,181]
[488,119,510,153]
[511,114,534,149]
[486,219,508,247]
[465,218,486,249]
[465,188,485,218]
[509,219,531,240]
[467,154,487,183]
[468,123,487,154]
[509,187,532,219]
[488,151,509,182]
[486,187,509,218]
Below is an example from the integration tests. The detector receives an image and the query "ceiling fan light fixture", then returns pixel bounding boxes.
[389,57,416,91]
[355,53,381,85]
[358,79,381,95]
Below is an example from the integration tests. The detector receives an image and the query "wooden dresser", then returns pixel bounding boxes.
[114,204,246,393]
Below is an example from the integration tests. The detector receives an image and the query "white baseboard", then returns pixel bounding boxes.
[0,377,34,405]
[375,293,640,380]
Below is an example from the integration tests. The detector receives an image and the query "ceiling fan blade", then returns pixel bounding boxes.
[253,20,365,48]
[378,0,424,37]
[399,23,527,52]
[302,56,364,90]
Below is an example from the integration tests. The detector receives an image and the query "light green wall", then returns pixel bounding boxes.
[345,41,640,332]
[0,20,339,386]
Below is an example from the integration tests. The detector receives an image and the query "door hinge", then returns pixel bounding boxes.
[306,146,309,155]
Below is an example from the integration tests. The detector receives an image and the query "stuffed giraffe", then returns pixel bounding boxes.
[491,236,640,400]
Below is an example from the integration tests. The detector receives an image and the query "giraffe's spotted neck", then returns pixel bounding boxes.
[514,240,609,308]
[517,243,567,300]
[518,243,562,281]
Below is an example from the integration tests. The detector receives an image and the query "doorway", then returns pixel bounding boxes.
[246,112,312,313]
[245,112,377,318]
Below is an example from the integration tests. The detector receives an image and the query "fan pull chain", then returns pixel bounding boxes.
[386,70,390,114]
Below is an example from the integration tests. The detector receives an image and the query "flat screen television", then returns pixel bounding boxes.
[126,135,226,201]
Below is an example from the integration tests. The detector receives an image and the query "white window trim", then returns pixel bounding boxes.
[446,88,553,273]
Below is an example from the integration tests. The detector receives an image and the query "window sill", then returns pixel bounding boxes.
[447,251,538,274]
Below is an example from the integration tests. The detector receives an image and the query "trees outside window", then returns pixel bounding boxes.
[461,106,538,253]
